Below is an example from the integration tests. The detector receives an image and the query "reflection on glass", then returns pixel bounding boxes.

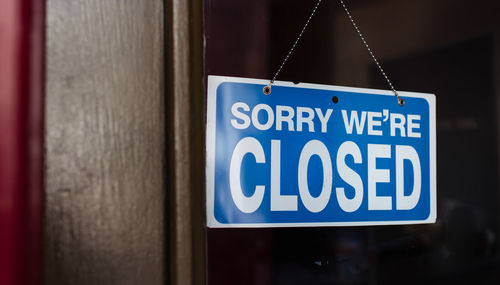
[205,1,500,284]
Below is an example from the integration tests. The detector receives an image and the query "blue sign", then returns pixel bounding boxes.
[206,76,436,228]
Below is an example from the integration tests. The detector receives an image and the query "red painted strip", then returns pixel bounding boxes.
[0,0,45,284]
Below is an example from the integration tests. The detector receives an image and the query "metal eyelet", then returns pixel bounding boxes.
[263,85,271,95]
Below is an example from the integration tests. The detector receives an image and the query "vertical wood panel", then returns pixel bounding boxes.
[166,0,205,284]
[167,1,193,283]
[44,1,164,284]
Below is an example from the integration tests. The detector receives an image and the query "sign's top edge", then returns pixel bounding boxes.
[207,75,436,99]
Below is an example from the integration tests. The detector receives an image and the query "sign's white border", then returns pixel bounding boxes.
[206,75,436,228]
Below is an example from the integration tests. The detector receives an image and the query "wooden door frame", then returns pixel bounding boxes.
[0,0,45,284]
[166,0,205,284]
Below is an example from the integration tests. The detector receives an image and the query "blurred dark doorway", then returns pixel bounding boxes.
[370,36,499,285]
[205,0,500,284]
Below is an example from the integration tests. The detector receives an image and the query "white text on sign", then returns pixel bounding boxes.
[229,102,422,214]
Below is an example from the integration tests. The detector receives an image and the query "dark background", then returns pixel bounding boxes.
[205,0,500,284]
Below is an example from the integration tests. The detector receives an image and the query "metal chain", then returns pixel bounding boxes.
[338,0,403,105]
[264,0,322,95]
[265,0,404,106]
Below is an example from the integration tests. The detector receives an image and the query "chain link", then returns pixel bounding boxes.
[338,0,403,105]
[266,0,322,92]
[267,0,403,105]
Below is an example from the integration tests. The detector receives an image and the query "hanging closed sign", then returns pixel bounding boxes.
[206,75,436,227]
